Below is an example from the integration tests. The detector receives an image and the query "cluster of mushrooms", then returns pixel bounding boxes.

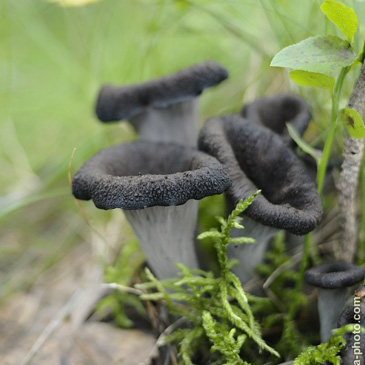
[72,61,365,351]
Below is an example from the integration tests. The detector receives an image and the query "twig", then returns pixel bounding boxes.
[262,260,293,312]
[337,62,365,262]
[20,290,81,365]
[68,148,109,245]
[138,317,186,365]
[100,282,144,296]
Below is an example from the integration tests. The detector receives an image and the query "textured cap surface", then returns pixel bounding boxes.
[338,284,365,328]
[241,95,311,144]
[72,141,232,210]
[337,283,365,364]
[96,61,229,122]
[305,261,365,289]
[198,114,322,235]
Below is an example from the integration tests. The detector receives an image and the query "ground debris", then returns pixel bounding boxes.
[0,243,157,365]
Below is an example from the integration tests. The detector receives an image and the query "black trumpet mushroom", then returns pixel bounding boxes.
[198,114,322,283]
[242,94,320,251]
[72,141,231,279]
[338,284,365,365]
[305,261,365,342]
[242,94,337,192]
[95,61,228,147]
[241,94,312,146]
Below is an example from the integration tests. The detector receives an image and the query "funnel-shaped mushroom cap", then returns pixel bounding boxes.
[95,61,228,122]
[305,261,365,290]
[241,95,311,143]
[198,114,322,235]
[72,141,231,210]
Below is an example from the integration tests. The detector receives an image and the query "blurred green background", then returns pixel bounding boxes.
[0,0,363,300]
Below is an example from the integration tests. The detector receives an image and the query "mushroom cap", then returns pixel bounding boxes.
[95,61,229,122]
[241,95,311,144]
[355,283,365,299]
[305,261,365,289]
[337,284,365,328]
[198,114,322,235]
[337,285,365,364]
[72,141,232,210]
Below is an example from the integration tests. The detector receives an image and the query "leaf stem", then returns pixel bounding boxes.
[317,66,349,194]
[358,164,365,265]
[296,233,312,291]
[290,67,349,322]
[360,40,365,63]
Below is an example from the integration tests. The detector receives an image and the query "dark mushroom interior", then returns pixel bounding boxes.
[89,142,198,176]
[242,95,311,139]
[72,141,231,210]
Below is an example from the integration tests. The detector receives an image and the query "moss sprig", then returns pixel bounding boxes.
[255,231,308,357]
[96,239,145,327]
[293,325,354,365]
[137,191,280,364]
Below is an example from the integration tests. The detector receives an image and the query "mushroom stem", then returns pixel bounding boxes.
[305,261,365,343]
[123,200,199,279]
[227,216,278,284]
[130,99,200,147]
[318,287,348,342]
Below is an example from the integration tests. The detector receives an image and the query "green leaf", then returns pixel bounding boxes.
[229,237,255,245]
[340,107,365,139]
[271,35,356,75]
[286,123,322,164]
[320,0,358,43]
[197,230,223,240]
[289,70,335,90]
[231,220,244,229]
[215,216,227,229]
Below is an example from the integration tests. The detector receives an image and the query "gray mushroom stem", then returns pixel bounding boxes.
[227,217,278,284]
[317,287,348,342]
[124,201,199,279]
[305,261,365,343]
[130,99,199,147]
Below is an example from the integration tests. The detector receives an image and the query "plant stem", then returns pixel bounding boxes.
[286,233,312,321]
[358,164,365,265]
[217,240,229,278]
[337,61,365,262]
[289,67,349,321]
[294,67,349,311]
[317,67,349,195]
[185,0,271,57]
[296,233,312,292]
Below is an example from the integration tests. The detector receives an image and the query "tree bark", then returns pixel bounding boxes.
[338,62,365,262]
